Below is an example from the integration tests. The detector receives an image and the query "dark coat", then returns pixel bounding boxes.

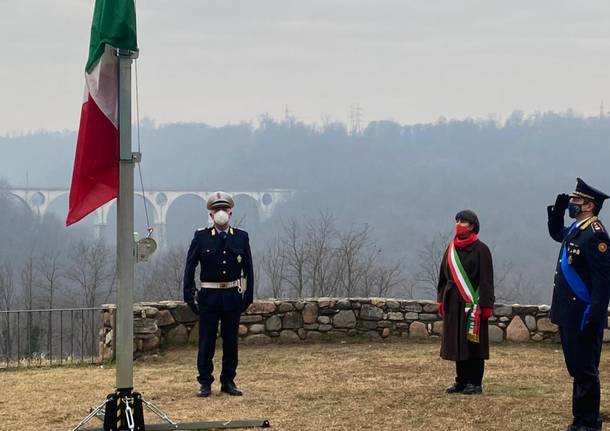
[437,240,495,361]
[547,208,610,330]
[183,226,254,313]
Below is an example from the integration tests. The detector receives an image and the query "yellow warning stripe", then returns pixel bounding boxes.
[116,397,122,428]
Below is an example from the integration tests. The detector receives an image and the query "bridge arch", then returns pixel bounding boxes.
[232,193,261,229]
[2,188,294,247]
[165,193,208,246]
[133,192,159,226]
[5,192,34,217]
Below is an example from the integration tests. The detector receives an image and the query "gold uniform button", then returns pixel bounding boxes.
[222,271,227,275]
[223,251,227,254]
[572,297,576,301]
[223,261,227,264]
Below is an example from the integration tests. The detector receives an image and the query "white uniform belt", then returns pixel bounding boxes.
[200,280,240,289]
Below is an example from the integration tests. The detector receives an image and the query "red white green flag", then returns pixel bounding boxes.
[66,0,138,226]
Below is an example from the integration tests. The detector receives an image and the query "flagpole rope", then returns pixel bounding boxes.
[134,58,152,236]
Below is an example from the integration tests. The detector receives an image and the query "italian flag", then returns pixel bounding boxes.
[66,0,138,226]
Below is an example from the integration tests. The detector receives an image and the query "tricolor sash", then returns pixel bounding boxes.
[447,242,481,343]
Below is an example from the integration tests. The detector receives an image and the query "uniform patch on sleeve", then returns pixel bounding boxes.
[592,221,606,233]
[598,242,608,253]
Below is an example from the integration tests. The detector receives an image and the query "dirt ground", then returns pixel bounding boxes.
[1,340,609,430]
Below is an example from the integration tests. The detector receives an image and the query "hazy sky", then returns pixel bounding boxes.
[1,0,610,134]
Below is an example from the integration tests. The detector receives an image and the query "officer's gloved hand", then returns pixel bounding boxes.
[187,301,199,315]
[554,194,570,212]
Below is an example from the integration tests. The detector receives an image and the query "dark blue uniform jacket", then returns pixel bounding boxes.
[183,227,254,313]
[548,208,610,329]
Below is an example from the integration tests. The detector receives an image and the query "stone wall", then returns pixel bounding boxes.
[99,298,610,357]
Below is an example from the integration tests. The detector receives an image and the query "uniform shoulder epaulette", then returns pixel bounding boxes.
[591,220,606,234]
[580,216,599,231]
[196,227,208,232]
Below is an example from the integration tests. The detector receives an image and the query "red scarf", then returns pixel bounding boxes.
[454,225,478,248]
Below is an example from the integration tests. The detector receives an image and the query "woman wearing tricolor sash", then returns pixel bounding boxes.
[437,210,495,395]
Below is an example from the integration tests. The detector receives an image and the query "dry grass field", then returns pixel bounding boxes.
[2,340,610,430]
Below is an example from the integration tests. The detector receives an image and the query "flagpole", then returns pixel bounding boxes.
[73,10,269,431]
[116,47,138,392]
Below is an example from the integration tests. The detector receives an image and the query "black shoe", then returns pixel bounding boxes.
[446,383,465,394]
[197,384,211,397]
[221,381,243,396]
[461,384,482,395]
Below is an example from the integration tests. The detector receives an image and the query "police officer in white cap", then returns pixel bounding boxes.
[183,191,254,397]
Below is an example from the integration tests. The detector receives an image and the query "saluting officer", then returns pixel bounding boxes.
[183,191,254,398]
[548,178,610,431]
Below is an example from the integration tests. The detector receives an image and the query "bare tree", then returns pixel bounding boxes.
[415,232,451,298]
[400,276,418,299]
[253,257,262,299]
[371,260,406,297]
[494,260,534,303]
[158,245,186,300]
[36,249,63,309]
[260,236,286,298]
[335,224,370,297]
[136,245,189,301]
[0,260,14,310]
[305,212,338,297]
[20,252,35,310]
[281,220,308,297]
[66,238,115,308]
[136,260,161,301]
[269,214,413,299]
[0,261,15,356]
[19,251,41,354]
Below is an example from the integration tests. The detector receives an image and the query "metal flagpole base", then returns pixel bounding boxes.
[134,420,271,430]
[72,389,145,431]
[72,391,270,431]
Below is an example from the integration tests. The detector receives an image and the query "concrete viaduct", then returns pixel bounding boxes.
[4,188,294,248]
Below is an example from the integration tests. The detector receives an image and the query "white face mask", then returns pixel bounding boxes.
[213,210,230,226]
